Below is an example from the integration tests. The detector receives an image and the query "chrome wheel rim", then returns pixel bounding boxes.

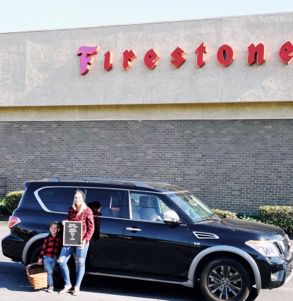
[207,265,243,300]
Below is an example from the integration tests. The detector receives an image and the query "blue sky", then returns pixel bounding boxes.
[0,0,292,33]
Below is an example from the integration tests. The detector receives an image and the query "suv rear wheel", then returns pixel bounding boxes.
[199,257,251,301]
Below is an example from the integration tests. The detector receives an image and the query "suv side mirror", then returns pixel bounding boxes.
[163,210,181,224]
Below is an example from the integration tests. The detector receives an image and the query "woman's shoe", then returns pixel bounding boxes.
[72,286,80,296]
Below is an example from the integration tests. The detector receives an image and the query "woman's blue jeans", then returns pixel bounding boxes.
[43,255,57,287]
[58,243,89,288]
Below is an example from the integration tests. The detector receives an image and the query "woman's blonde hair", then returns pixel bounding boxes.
[72,190,87,213]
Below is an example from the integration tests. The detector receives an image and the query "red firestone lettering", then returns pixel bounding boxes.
[217,44,234,67]
[144,49,160,69]
[195,42,207,68]
[104,51,113,71]
[248,43,265,65]
[171,47,186,68]
[77,46,99,75]
[123,50,137,70]
[77,41,291,75]
[279,41,293,64]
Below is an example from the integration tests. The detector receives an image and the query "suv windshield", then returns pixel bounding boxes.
[168,193,215,222]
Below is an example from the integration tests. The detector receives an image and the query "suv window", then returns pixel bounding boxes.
[86,188,127,218]
[130,192,172,222]
[37,187,128,217]
[37,187,77,212]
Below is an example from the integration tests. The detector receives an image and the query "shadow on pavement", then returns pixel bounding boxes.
[0,260,199,300]
[0,261,31,292]
[83,274,199,300]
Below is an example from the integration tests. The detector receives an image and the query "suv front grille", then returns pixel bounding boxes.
[274,242,284,255]
[274,236,291,257]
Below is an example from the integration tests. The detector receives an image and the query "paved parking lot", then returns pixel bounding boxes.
[0,219,292,301]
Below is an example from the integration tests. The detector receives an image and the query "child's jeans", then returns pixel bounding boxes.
[43,255,57,287]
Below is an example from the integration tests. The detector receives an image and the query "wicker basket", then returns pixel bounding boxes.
[26,263,48,290]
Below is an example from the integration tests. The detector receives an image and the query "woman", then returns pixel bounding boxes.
[58,190,94,296]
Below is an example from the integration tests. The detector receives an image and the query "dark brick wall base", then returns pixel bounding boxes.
[0,120,292,214]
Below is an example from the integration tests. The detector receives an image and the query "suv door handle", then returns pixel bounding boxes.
[126,227,142,232]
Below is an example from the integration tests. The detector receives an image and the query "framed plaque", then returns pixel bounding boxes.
[63,221,83,246]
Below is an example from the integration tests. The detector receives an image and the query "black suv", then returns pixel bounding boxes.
[2,179,293,301]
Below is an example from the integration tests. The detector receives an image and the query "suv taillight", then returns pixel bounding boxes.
[8,216,21,229]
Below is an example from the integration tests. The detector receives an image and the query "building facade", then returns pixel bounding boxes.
[0,13,292,214]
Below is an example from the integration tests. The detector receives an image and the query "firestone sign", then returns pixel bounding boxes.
[77,41,293,75]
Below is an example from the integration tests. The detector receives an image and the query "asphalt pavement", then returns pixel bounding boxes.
[0,219,292,301]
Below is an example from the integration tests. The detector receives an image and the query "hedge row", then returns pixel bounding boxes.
[0,191,23,215]
[213,206,293,234]
[259,206,293,234]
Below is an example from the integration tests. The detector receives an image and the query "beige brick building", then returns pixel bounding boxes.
[0,12,292,214]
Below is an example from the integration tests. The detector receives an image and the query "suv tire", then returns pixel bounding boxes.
[199,257,251,301]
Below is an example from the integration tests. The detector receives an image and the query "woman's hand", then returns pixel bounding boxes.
[80,240,87,248]
[62,219,68,226]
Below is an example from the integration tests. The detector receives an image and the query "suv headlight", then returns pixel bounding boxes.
[245,240,280,257]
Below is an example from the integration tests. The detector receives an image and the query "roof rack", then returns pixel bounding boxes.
[37,176,140,186]
[24,177,177,189]
[82,177,139,186]
[23,177,184,192]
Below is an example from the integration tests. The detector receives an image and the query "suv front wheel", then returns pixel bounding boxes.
[199,257,251,301]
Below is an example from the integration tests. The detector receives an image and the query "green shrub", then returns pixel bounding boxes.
[0,197,7,215]
[212,208,237,219]
[259,206,293,234]
[238,215,261,223]
[1,191,24,214]
[213,206,292,235]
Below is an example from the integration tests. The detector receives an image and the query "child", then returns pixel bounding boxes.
[37,221,62,293]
